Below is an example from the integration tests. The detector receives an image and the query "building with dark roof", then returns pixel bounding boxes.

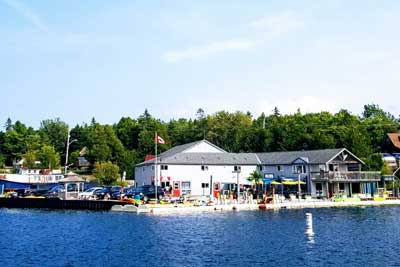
[135,140,381,199]
[383,133,400,153]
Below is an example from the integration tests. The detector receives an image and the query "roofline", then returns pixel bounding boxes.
[326,148,365,165]
[189,139,227,153]
[291,157,309,164]
[135,163,259,167]
[136,140,227,166]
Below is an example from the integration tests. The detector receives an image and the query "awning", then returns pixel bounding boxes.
[282,181,306,185]
[262,178,276,185]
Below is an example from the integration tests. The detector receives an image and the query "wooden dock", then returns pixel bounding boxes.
[0,198,128,211]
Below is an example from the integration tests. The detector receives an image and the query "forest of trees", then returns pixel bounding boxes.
[0,104,399,179]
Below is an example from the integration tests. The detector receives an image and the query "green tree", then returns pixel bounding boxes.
[114,117,140,150]
[381,162,393,176]
[247,170,263,201]
[363,153,384,171]
[38,118,68,154]
[37,145,61,169]
[23,150,37,169]
[93,161,120,185]
[3,121,34,165]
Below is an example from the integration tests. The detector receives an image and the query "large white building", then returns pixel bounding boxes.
[135,140,259,197]
[135,140,381,198]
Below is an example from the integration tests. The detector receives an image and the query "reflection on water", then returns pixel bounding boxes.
[305,212,315,245]
[0,206,399,267]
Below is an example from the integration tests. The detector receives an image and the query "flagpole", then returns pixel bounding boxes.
[155,131,158,203]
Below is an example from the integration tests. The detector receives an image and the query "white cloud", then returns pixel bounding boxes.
[164,39,256,63]
[163,10,304,63]
[250,10,304,36]
[2,0,48,32]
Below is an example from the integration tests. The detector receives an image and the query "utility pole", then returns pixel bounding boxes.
[64,127,77,175]
[233,166,241,204]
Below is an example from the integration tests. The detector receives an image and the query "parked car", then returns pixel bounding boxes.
[44,185,64,198]
[79,187,103,200]
[111,187,130,200]
[128,185,164,202]
[95,186,122,200]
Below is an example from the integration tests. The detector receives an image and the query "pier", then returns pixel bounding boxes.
[0,198,128,211]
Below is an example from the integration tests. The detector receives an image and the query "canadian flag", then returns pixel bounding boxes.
[156,135,167,144]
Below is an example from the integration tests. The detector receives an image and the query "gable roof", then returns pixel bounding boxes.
[257,148,362,165]
[387,133,400,149]
[136,140,228,166]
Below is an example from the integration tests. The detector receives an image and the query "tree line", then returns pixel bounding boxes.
[0,104,399,181]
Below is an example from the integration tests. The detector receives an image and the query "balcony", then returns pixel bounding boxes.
[311,171,381,182]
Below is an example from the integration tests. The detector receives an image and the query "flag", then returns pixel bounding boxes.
[156,135,167,144]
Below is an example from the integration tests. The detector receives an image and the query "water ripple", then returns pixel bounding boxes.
[0,207,399,267]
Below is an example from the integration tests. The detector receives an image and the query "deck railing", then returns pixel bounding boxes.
[311,171,381,181]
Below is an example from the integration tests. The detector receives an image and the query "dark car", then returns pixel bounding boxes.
[111,187,130,200]
[95,186,122,200]
[43,185,64,198]
[129,185,164,202]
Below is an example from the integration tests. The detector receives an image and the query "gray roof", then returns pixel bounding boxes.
[136,140,362,167]
[256,148,346,165]
[137,152,260,166]
[157,153,260,165]
[136,140,228,166]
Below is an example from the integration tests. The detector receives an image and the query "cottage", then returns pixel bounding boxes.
[257,149,381,198]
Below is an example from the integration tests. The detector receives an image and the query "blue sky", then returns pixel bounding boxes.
[1,0,399,128]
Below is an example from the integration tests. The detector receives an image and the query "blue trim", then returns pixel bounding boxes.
[0,180,58,190]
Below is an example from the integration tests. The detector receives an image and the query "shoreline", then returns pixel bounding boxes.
[111,199,400,214]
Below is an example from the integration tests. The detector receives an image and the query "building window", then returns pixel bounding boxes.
[293,165,306,174]
[181,181,191,195]
[277,165,283,171]
[173,181,179,190]
[329,164,339,172]
[201,183,209,188]
[339,183,345,191]
[201,165,209,171]
[142,167,145,172]
[161,165,168,170]
[319,165,326,172]
[234,166,241,172]
[347,164,359,172]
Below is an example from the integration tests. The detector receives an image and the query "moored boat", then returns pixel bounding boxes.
[0,168,64,191]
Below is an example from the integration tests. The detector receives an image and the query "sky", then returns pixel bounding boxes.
[0,0,399,128]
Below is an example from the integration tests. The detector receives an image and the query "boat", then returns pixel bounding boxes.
[0,168,64,192]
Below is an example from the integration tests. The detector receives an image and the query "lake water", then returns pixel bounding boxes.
[0,206,399,267]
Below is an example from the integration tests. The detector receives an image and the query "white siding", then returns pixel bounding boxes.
[135,164,257,196]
